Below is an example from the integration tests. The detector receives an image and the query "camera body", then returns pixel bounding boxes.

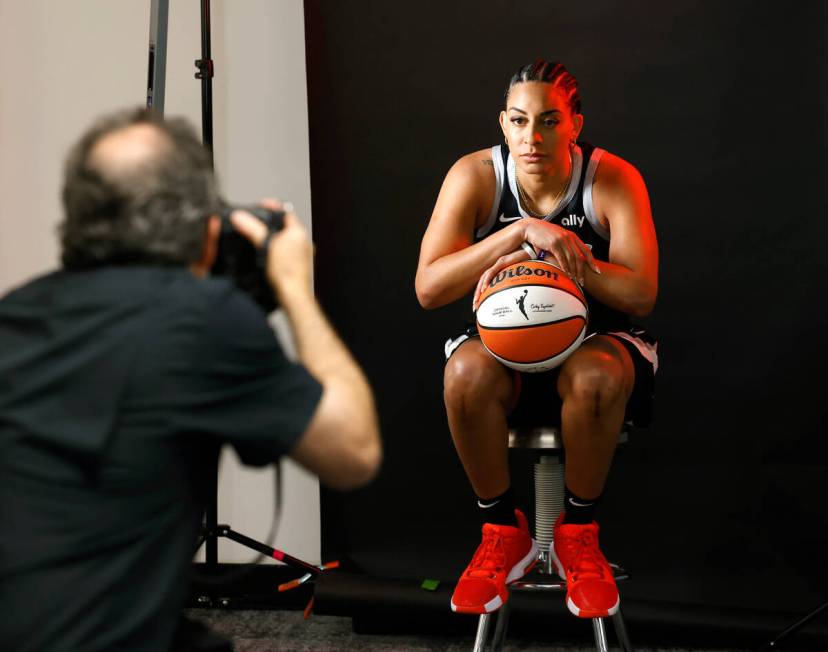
[212,204,285,312]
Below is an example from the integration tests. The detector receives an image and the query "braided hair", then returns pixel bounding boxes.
[504,60,581,114]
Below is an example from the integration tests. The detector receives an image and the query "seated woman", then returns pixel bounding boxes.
[415,60,659,619]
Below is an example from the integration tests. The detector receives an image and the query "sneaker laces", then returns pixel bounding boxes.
[562,528,609,582]
[465,529,506,580]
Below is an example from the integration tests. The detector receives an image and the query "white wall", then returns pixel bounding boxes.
[0,0,320,564]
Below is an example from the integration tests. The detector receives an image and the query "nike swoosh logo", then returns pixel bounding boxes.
[498,214,523,223]
[478,500,500,509]
[568,498,594,507]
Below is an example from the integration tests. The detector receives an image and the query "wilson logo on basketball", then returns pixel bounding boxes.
[490,264,559,288]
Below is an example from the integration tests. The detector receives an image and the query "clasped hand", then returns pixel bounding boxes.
[472,221,599,311]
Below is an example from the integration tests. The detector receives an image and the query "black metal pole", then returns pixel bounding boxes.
[196,0,215,163]
[195,0,218,569]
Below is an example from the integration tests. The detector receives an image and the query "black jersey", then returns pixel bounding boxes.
[476,143,627,333]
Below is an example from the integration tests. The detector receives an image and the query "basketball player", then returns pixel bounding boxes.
[415,60,658,619]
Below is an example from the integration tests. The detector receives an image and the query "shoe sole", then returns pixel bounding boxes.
[451,538,540,615]
[549,542,620,619]
[566,595,620,619]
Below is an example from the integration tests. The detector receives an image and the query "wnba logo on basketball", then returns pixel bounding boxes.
[489,264,559,288]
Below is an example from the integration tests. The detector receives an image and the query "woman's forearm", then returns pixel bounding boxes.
[415,222,526,309]
[583,260,657,318]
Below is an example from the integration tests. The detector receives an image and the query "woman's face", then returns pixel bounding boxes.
[499,81,583,174]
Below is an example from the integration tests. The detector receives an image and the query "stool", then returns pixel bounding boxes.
[471,426,634,652]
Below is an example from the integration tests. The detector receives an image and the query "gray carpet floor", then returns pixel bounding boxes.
[186,609,751,652]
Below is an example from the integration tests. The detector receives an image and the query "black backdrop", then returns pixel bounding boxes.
[303,0,828,644]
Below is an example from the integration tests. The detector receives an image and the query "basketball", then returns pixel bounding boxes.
[476,260,588,372]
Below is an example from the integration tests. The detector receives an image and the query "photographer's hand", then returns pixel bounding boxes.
[229,199,313,303]
[230,199,382,490]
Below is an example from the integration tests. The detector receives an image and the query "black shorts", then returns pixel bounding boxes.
[444,323,658,428]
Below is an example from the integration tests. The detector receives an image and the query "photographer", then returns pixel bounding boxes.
[0,108,381,651]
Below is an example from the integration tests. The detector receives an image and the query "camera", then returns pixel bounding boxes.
[212,204,285,312]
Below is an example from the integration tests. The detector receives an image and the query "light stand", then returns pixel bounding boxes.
[145,0,336,608]
[193,0,219,571]
[194,0,214,165]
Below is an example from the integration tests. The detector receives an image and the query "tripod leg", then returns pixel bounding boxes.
[221,527,320,575]
[758,600,828,652]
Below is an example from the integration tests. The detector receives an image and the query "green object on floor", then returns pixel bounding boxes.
[420,579,440,591]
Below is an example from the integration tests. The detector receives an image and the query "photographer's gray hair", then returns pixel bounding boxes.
[60,108,221,269]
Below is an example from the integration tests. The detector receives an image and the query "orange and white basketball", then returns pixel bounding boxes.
[476,260,588,372]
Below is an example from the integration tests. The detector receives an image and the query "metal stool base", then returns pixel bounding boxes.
[474,599,633,652]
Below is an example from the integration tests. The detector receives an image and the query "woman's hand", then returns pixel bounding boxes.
[472,247,532,311]
[522,220,599,286]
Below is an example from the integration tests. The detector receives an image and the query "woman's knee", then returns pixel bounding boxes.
[559,353,630,410]
[444,345,512,412]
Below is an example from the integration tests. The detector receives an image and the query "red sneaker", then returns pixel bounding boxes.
[550,514,619,618]
[451,510,539,614]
